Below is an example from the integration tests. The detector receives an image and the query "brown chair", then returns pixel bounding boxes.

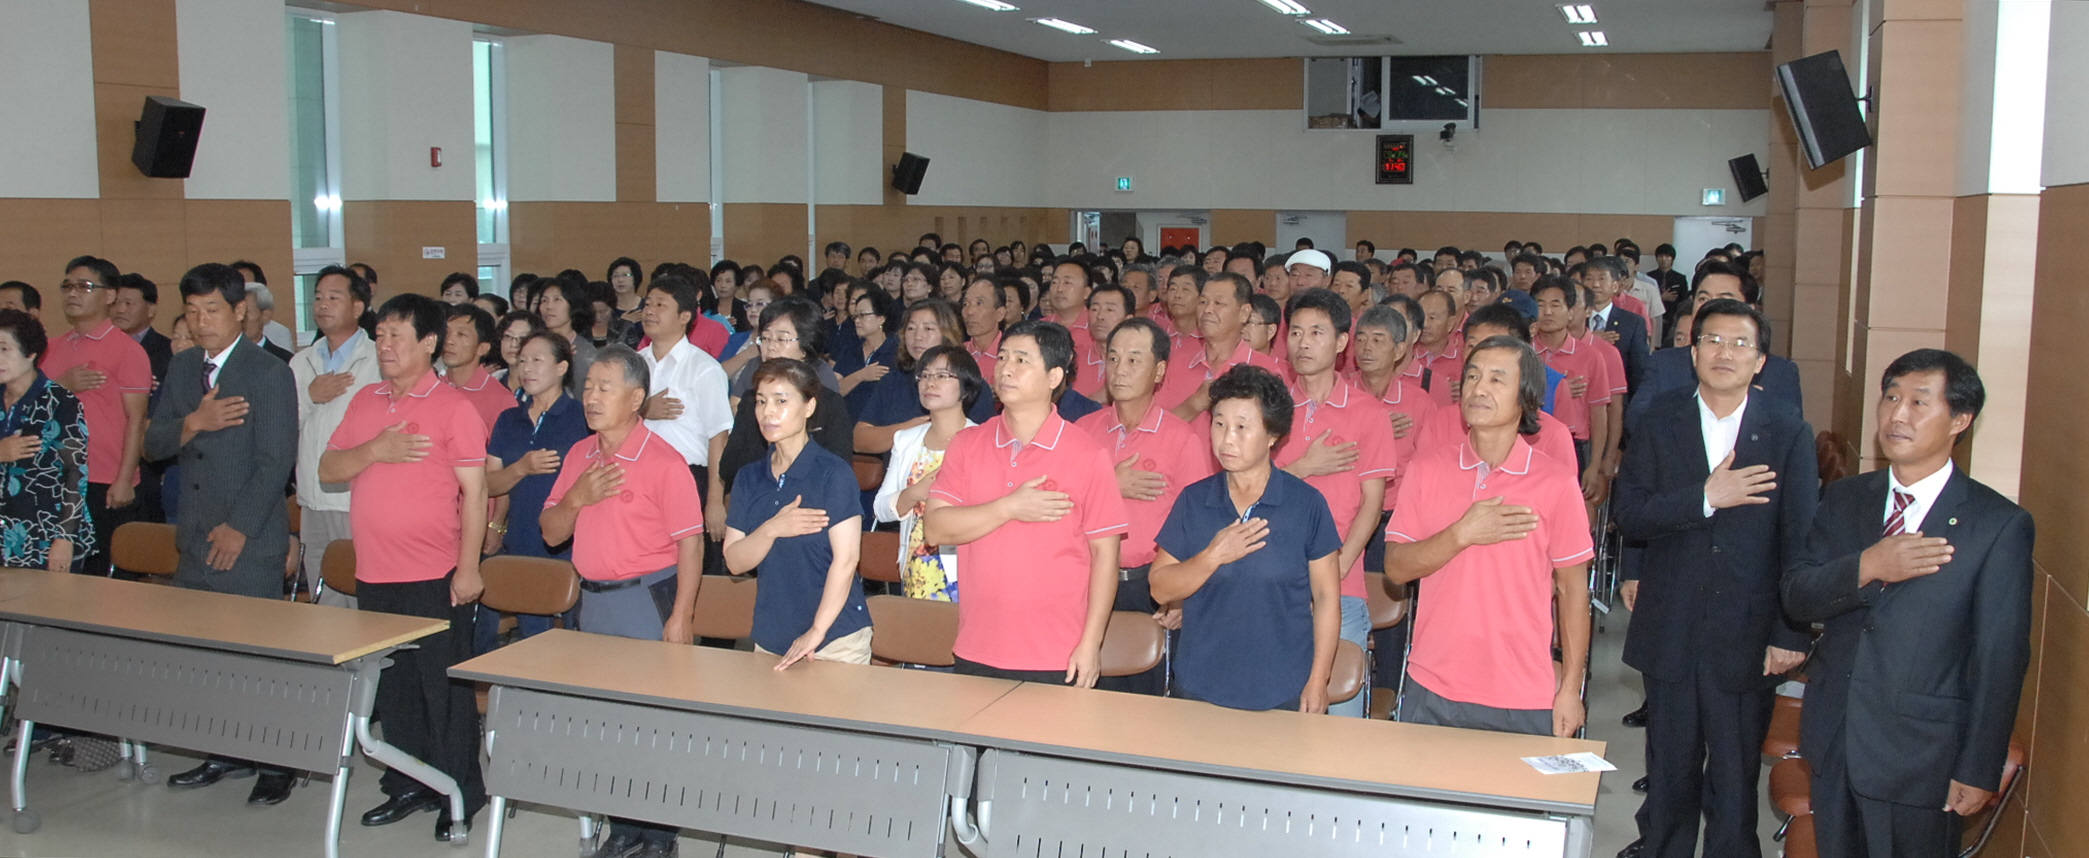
[1957,738,2029,858]
[1769,757,1812,819]
[286,498,302,536]
[478,555,580,618]
[1816,430,1852,486]
[688,574,758,641]
[852,455,885,492]
[1098,611,1165,677]
[865,594,958,667]
[1327,640,1367,705]
[859,531,904,584]
[1364,572,1406,629]
[1763,693,1803,759]
[110,522,179,579]
[1783,813,1819,858]
[319,539,357,599]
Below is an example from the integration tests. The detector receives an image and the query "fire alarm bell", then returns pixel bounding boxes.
[430,147,442,168]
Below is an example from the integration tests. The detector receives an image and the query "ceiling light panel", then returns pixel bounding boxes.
[1108,39,1159,54]
[1578,30,1608,46]
[1301,18,1349,35]
[1034,17,1096,34]
[1259,0,1312,14]
[1558,4,1597,25]
[955,0,1019,10]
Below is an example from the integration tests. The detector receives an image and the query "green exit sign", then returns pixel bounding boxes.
[1115,176,1134,192]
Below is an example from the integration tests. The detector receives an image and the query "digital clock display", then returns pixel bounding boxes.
[1376,134,1414,185]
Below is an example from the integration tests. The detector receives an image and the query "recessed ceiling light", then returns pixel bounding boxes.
[1301,18,1349,35]
[1578,30,1608,47]
[955,0,1019,10]
[1034,17,1097,34]
[1411,75,1438,86]
[1558,4,1597,25]
[1108,39,1159,54]
[1259,0,1312,14]
[1434,86,1455,96]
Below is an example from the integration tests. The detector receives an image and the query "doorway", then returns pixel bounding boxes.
[1276,212,1348,255]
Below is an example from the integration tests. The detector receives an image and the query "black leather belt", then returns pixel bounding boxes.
[579,577,645,593]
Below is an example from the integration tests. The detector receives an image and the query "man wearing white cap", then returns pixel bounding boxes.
[1287,249,1333,293]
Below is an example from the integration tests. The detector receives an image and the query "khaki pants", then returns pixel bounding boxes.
[754,626,874,664]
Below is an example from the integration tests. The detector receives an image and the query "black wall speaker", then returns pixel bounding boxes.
[892,152,930,195]
[1775,51,1871,169]
[1729,154,1769,202]
[131,95,206,179]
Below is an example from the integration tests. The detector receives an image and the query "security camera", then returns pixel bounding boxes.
[1440,122,1457,150]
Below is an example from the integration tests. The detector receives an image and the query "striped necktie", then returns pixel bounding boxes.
[1883,488,1915,537]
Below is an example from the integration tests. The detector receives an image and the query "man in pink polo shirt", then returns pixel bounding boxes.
[1531,276,1615,501]
[319,293,487,840]
[1072,285,1132,399]
[1076,317,1213,694]
[925,320,1129,684]
[1386,337,1593,738]
[442,304,516,431]
[1160,272,1284,421]
[43,255,152,577]
[1412,304,1580,476]
[1042,259,1092,355]
[1412,290,1466,398]
[1152,265,1203,342]
[1274,289,1397,718]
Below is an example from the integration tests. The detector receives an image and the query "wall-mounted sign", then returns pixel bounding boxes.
[1375,135,1413,185]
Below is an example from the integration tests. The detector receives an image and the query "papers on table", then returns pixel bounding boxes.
[1521,752,1617,775]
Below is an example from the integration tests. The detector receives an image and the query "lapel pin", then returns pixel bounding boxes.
[1949,517,1958,526]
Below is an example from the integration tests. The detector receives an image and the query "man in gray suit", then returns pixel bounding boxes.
[143,262,299,805]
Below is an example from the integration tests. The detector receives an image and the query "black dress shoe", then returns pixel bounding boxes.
[167,759,256,790]
[247,771,296,806]
[434,806,474,842]
[1617,838,1646,858]
[593,831,647,858]
[1633,775,1649,793]
[360,791,442,827]
[1621,703,1648,728]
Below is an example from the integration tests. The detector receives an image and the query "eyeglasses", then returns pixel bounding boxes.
[758,333,798,346]
[1695,333,1758,353]
[59,280,100,293]
[918,370,959,383]
[851,311,880,320]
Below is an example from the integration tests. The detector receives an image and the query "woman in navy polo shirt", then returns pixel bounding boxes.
[1151,365,1343,712]
[478,330,591,653]
[723,358,875,667]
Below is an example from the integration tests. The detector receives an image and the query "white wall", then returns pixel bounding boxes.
[1959,0,2050,196]
[1046,107,1771,216]
[654,51,710,203]
[0,2,98,198]
[504,35,616,202]
[905,91,1047,207]
[175,0,290,200]
[2041,0,2089,188]
[812,79,883,205]
[717,66,808,204]
[335,10,475,201]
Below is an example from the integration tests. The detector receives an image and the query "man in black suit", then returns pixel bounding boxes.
[1612,299,1817,858]
[1784,349,2032,858]
[113,274,174,523]
[1581,256,1650,395]
[243,283,296,363]
[143,263,301,806]
[1626,261,1802,428]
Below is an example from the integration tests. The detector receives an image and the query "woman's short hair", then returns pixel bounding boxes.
[915,344,985,413]
[898,298,964,373]
[1207,365,1294,450]
[759,297,828,361]
[854,286,902,337]
[751,357,822,402]
[518,328,574,389]
[544,278,597,334]
[0,309,47,365]
[440,272,480,299]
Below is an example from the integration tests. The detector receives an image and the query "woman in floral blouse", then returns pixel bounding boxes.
[0,310,92,571]
[871,345,982,602]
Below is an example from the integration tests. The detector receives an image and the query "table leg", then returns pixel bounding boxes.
[353,714,466,836]
[9,719,35,833]
[482,795,505,858]
[325,762,352,858]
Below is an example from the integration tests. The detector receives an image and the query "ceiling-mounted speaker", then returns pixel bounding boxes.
[1729,154,1768,202]
[1775,50,1871,169]
[132,95,206,179]
[892,152,930,195]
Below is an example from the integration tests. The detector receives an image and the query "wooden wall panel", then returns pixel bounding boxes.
[1207,210,1275,248]
[89,0,179,90]
[1238,210,1684,256]
[721,203,809,271]
[816,205,1068,262]
[183,199,295,328]
[2021,180,2089,603]
[341,200,479,301]
[1047,59,1300,112]
[508,201,709,277]
[615,43,656,203]
[1485,53,1772,110]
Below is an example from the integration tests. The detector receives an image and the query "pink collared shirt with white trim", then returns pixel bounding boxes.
[40,319,152,485]
[448,362,517,432]
[1155,337,1284,412]
[1075,402,1213,569]
[545,425,704,581]
[326,371,488,584]
[1532,334,1615,441]
[930,412,1130,671]
[1387,435,1592,710]
[1275,376,1399,594]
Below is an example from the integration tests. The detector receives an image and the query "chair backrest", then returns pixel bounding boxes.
[1327,640,1367,704]
[688,575,758,640]
[1364,572,1406,629]
[859,531,904,584]
[865,594,958,667]
[1099,611,1165,676]
[479,555,580,616]
[320,539,357,597]
[1816,430,1852,486]
[286,498,302,535]
[852,455,886,492]
[111,522,179,578]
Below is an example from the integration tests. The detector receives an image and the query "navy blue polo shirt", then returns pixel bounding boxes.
[857,365,996,427]
[486,392,591,558]
[837,336,898,416]
[726,442,872,655]
[1157,468,1342,711]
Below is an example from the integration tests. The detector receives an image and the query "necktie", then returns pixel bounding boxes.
[1883,488,1914,536]
[201,360,217,395]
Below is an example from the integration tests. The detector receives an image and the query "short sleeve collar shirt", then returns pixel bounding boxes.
[1386,435,1593,709]
[929,412,1130,671]
[488,393,590,558]
[41,319,153,484]
[641,338,734,464]
[724,442,871,655]
[1273,376,1399,593]
[1157,338,1283,411]
[326,370,489,583]
[546,424,703,581]
[1075,403,1214,568]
